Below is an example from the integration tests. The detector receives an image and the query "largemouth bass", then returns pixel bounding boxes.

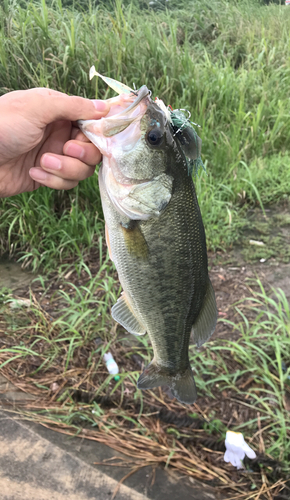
[79,74,217,404]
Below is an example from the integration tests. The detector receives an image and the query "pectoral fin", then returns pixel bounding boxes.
[121,222,148,259]
[105,223,113,262]
[191,278,218,348]
[111,293,146,336]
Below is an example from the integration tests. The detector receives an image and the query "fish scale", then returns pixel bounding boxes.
[100,133,209,383]
[79,79,217,404]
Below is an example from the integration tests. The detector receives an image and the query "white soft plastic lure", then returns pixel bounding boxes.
[89,66,172,123]
[89,65,134,95]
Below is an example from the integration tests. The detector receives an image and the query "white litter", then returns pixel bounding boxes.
[249,240,265,246]
[103,352,119,376]
[9,298,31,309]
[224,431,256,469]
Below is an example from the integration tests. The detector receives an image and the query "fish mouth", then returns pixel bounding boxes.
[78,86,151,154]
[114,85,151,124]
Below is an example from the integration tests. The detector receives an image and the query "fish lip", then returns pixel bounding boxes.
[78,86,150,137]
[120,85,150,116]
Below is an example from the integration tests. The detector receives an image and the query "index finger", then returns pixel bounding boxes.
[5,88,111,125]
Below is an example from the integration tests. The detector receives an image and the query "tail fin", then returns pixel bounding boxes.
[137,362,197,405]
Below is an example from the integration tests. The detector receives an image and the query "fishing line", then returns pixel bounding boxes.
[171,108,196,136]
[178,108,191,119]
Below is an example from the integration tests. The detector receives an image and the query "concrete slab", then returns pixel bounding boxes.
[0,410,149,500]
[0,373,226,500]
[0,408,225,500]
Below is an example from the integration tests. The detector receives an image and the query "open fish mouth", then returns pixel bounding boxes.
[78,85,151,155]
[78,68,205,177]
[78,78,166,220]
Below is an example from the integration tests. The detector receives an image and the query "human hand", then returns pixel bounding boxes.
[0,88,110,198]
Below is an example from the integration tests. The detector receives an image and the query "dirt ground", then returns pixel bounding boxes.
[210,250,290,341]
[3,206,290,339]
[1,207,290,499]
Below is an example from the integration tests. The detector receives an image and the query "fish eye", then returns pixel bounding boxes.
[146,128,163,147]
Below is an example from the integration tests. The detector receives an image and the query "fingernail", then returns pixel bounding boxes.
[29,168,48,181]
[64,143,85,159]
[92,99,108,112]
[41,154,61,170]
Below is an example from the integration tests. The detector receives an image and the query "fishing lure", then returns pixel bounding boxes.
[89,66,206,176]
[170,109,206,177]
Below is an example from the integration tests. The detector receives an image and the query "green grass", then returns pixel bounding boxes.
[1,275,289,483]
[191,280,290,463]
[1,0,290,269]
[0,171,104,271]
[1,2,290,493]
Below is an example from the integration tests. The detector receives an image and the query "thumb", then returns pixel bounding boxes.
[24,88,110,125]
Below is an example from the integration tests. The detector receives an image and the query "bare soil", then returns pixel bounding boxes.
[1,207,290,499]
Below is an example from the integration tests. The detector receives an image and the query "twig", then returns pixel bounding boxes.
[257,413,265,455]
[227,479,287,500]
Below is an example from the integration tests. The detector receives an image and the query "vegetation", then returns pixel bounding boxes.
[1,1,290,497]
[0,273,289,496]
[0,0,290,269]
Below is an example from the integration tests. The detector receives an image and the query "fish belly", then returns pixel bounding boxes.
[100,165,208,359]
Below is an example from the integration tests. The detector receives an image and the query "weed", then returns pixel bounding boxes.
[0,275,289,493]
[0,0,290,267]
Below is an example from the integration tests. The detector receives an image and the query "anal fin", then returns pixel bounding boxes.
[191,278,218,348]
[111,293,146,336]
